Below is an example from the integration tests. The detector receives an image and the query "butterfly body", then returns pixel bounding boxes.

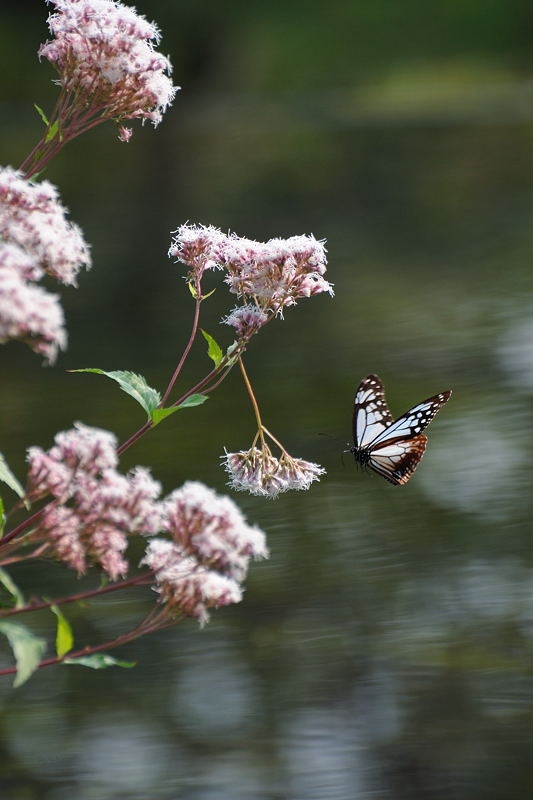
[351,374,451,485]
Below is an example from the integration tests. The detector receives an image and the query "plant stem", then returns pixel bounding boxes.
[238,357,265,446]
[160,280,202,406]
[0,571,153,618]
[0,607,176,677]
[0,505,49,548]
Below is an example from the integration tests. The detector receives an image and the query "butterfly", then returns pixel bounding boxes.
[351,374,452,485]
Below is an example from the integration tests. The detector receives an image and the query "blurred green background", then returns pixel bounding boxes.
[2,1,533,798]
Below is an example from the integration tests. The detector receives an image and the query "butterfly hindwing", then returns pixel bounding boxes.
[369,434,428,485]
[353,374,394,448]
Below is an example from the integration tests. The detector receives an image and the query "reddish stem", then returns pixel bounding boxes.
[0,570,153,618]
[0,608,175,677]
[160,285,202,406]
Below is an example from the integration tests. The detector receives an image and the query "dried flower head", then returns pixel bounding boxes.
[0,167,91,285]
[39,0,178,135]
[27,424,163,579]
[163,481,268,581]
[222,446,326,499]
[141,538,243,625]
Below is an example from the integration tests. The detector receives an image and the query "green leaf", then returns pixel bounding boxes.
[200,329,223,368]
[176,393,208,409]
[201,287,216,300]
[50,605,74,658]
[150,394,208,427]
[0,496,5,537]
[64,653,136,670]
[187,281,198,299]
[34,103,49,126]
[69,369,161,419]
[0,568,25,608]
[0,621,46,687]
[150,406,179,427]
[0,451,25,502]
[44,120,59,143]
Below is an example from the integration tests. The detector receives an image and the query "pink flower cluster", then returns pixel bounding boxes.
[222,447,326,498]
[0,248,66,363]
[0,167,91,285]
[27,423,162,579]
[39,0,178,137]
[0,167,91,362]
[142,481,268,623]
[169,224,333,318]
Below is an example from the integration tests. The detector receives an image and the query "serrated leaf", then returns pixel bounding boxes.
[69,369,161,419]
[151,394,208,427]
[0,621,46,687]
[200,329,223,368]
[64,653,136,669]
[0,452,25,502]
[34,103,49,126]
[50,605,74,658]
[44,120,59,143]
[0,568,25,608]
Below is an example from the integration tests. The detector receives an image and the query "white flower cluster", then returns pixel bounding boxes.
[222,447,326,499]
[0,167,91,361]
[39,0,178,136]
[142,481,268,624]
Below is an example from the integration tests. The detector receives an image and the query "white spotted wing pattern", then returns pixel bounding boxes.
[351,374,452,485]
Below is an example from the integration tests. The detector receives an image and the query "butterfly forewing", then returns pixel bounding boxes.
[351,374,451,485]
[369,390,452,447]
[353,374,394,448]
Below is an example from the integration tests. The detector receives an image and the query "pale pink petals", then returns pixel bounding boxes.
[168,224,228,279]
[39,0,178,135]
[26,424,163,578]
[168,224,332,317]
[141,539,243,625]
[222,446,326,499]
[0,264,67,363]
[118,124,133,142]
[163,481,268,580]
[222,304,268,337]
[0,167,91,285]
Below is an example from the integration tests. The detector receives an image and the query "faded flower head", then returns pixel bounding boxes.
[0,167,91,285]
[27,423,163,579]
[39,0,178,133]
[163,480,268,581]
[141,538,243,625]
[222,445,326,499]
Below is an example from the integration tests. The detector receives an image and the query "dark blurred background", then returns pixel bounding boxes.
[2,2,533,798]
